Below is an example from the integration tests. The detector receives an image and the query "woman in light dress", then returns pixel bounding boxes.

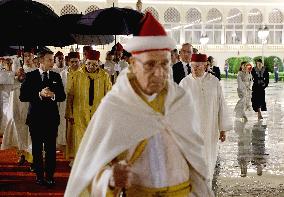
[234,62,253,121]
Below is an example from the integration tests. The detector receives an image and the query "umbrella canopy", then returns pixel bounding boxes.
[78,7,144,35]
[0,46,52,57]
[0,0,74,46]
[58,14,114,45]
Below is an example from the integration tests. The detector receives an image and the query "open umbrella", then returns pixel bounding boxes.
[58,14,114,45]
[78,7,144,35]
[0,0,74,46]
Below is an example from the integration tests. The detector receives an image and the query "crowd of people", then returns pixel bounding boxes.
[0,12,269,196]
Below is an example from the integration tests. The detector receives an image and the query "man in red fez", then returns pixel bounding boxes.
[82,45,93,65]
[66,12,212,197]
[66,49,112,159]
[110,42,129,83]
[180,53,232,188]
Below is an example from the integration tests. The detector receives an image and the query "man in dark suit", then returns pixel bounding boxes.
[172,43,193,84]
[20,50,66,186]
[207,56,221,80]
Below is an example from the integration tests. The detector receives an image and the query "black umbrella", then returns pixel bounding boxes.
[78,7,144,35]
[0,46,52,57]
[58,14,114,45]
[0,0,74,46]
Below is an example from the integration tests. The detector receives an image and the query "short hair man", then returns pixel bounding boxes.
[65,12,212,197]
[172,43,193,84]
[20,50,66,186]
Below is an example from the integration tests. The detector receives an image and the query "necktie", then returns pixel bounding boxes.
[186,64,190,75]
[43,71,49,87]
[89,77,94,106]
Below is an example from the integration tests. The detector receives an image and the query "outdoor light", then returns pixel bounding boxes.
[200,33,209,45]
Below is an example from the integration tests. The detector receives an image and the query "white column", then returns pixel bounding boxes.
[221,26,225,44]
[180,26,185,45]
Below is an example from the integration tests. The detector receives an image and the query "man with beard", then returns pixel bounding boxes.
[65,50,112,156]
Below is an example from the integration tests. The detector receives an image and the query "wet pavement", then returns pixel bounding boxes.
[215,79,284,197]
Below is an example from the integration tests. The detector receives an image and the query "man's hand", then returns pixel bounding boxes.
[110,162,133,188]
[15,68,25,82]
[40,87,55,98]
[219,131,226,142]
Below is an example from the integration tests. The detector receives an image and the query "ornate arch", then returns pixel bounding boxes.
[269,9,283,23]
[227,8,242,23]
[85,5,100,14]
[207,8,222,23]
[143,7,159,21]
[248,8,262,23]
[60,4,79,16]
[164,7,180,23]
[186,8,201,24]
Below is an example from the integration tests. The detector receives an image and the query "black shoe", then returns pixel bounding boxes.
[29,163,35,172]
[45,178,55,187]
[18,155,26,166]
[35,177,45,185]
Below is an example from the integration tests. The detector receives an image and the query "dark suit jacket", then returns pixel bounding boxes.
[172,61,191,84]
[208,66,221,80]
[19,69,66,127]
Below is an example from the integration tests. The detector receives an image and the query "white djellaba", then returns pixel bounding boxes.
[180,72,232,187]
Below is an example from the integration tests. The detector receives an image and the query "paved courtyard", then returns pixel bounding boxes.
[216,79,284,197]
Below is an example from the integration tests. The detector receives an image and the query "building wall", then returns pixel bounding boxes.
[37,0,284,71]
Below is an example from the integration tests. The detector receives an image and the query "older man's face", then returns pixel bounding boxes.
[191,62,206,78]
[132,50,170,95]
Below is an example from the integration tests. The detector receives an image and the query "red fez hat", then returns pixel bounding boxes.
[55,51,64,57]
[125,12,176,54]
[191,54,207,62]
[86,50,100,60]
[114,42,123,51]
[68,52,80,60]
[83,45,93,51]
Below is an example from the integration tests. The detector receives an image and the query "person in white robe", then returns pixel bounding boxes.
[1,49,36,165]
[65,12,213,197]
[58,52,80,153]
[234,62,253,121]
[0,58,14,135]
[180,53,232,188]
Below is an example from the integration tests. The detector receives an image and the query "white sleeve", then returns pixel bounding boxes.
[90,167,113,197]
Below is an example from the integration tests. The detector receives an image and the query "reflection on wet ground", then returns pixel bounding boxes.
[216,79,284,197]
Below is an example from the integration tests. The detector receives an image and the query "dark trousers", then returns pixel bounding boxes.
[29,125,58,179]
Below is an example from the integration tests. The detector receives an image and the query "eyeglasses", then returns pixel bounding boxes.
[135,58,170,73]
